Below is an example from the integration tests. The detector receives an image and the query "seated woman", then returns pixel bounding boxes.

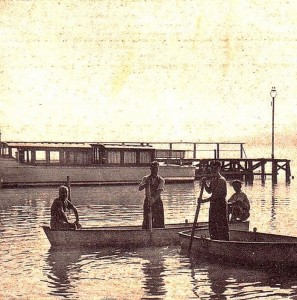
[50,185,81,230]
[228,180,250,222]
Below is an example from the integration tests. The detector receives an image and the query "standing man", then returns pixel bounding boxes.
[139,161,165,229]
[50,185,81,230]
[199,161,229,240]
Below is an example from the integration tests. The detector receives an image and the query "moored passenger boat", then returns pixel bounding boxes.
[0,141,196,188]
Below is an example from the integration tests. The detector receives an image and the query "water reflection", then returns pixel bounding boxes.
[207,266,228,299]
[140,248,166,297]
[45,248,83,298]
[190,259,228,299]
[44,246,169,299]
[189,256,297,299]
[270,185,277,232]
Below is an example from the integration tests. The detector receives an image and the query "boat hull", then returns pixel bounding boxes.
[179,229,297,268]
[42,221,249,248]
[0,157,195,188]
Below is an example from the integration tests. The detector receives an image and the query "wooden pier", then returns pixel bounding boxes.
[153,142,291,184]
[193,158,291,184]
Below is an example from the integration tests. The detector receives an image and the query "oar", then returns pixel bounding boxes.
[66,176,82,229]
[66,176,72,202]
[188,183,205,255]
[65,176,72,217]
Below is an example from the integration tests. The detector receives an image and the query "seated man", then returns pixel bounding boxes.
[228,180,250,222]
[50,185,81,230]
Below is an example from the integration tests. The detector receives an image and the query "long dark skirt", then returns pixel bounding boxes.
[142,199,165,229]
[209,199,229,241]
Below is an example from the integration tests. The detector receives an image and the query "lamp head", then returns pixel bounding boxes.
[270,86,277,98]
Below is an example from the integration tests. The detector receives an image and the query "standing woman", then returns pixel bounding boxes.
[139,161,165,229]
[199,161,229,240]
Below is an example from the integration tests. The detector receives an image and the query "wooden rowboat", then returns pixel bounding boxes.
[179,228,297,268]
[42,221,249,248]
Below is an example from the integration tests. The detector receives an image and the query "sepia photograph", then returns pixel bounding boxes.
[1,0,297,299]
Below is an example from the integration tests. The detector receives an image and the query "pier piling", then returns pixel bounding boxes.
[286,161,291,183]
[272,160,278,184]
[261,161,266,184]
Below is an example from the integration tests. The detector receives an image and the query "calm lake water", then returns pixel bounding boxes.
[1,165,297,299]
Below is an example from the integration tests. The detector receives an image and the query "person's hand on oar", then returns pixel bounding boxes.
[198,195,209,204]
[198,178,210,204]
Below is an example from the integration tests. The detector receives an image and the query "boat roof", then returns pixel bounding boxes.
[2,142,91,149]
[1,141,154,150]
[91,143,153,150]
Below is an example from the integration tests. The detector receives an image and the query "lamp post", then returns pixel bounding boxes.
[270,87,277,160]
[0,129,2,157]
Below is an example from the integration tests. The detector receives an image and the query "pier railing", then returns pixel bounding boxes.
[149,142,247,160]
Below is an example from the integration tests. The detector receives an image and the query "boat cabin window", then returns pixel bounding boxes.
[76,151,90,165]
[139,151,151,164]
[107,150,121,164]
[68,152,75,164]
[0,144,10,157]
[124,151,136,164]
[50,151,60,164]
[65,151,90,165]
[35,151,46,164]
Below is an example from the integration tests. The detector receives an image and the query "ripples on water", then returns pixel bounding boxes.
[1,177,297,299]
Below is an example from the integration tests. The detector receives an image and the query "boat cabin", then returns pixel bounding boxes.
[0,142,155,166]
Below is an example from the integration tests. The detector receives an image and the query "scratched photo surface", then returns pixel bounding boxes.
[1,1,297,299]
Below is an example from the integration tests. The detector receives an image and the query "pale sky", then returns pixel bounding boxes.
[0,0,297,147]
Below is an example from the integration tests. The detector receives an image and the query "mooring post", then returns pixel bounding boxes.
[272,160,277,184]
